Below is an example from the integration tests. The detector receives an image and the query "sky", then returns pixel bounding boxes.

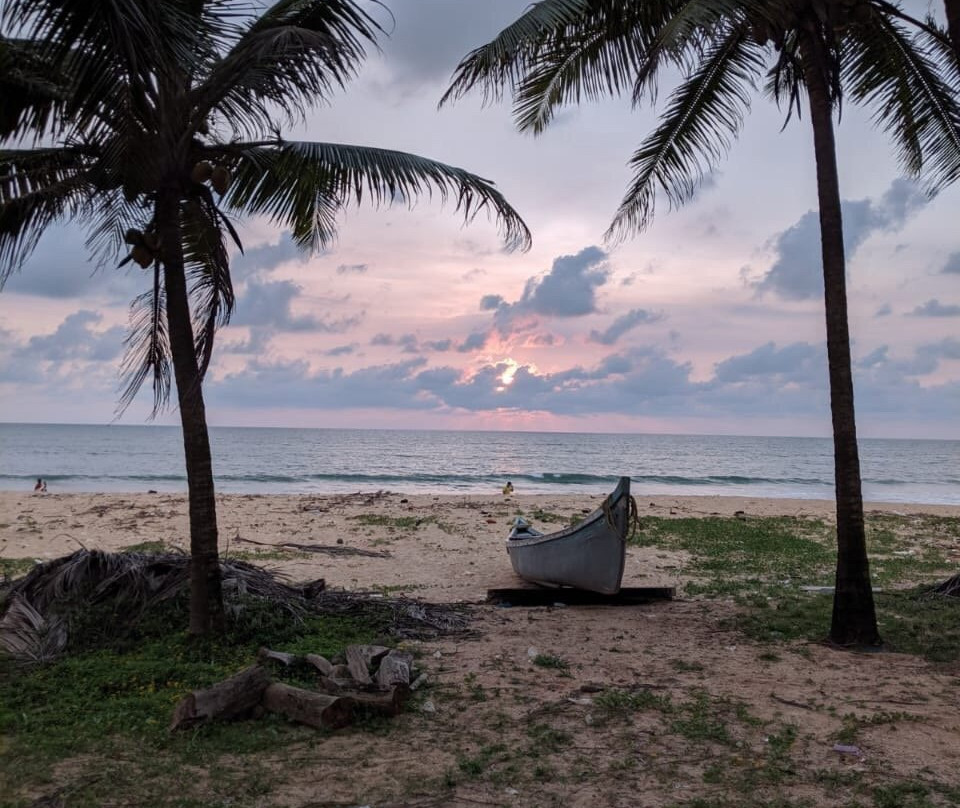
[1,0,958,439]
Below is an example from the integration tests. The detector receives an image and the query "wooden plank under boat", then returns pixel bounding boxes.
[506,477,631,595]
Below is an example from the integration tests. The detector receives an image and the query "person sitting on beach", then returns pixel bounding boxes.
[34,478,44,493]
[502,481,514,496]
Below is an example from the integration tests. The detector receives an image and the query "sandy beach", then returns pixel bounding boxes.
[3,491,960,806]
[3,491,958,601]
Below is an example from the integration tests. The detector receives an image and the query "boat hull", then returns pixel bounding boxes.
[506,477,631,595]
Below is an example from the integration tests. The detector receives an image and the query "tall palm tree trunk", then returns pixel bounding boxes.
[800,35,880,647]
[156,189,225,635]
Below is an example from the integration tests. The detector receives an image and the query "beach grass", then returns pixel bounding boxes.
[629,514,960,661]
[0,595,388,806]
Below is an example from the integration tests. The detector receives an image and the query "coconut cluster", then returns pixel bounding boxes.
[124,228,161,269]
[191,161,231,194]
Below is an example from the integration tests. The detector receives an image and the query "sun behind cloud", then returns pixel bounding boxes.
[497,358,520,391]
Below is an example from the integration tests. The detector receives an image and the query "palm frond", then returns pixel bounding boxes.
[1,549,316,662]
[226,140,532,252]
[118,264,171,416]
[762,29,805,126]
[510,2,669,133]
[1,0,197,140]
[0,37,68,140]
[0,146,96,283]
[181,194,236,380]
[441,0,598,107]
[0,595,67,664]
[607,26,764,242]
[632,0,750,102]
[196,0,383,138]
[844,13,960,190]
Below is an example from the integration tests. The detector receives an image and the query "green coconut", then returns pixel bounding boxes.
[131,245,153,269]
[211,165,231,195]
[191,161,214,184]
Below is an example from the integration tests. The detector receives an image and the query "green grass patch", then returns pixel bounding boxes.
[524,509,571,524]
[734,588,960,661]
[0,594,386,805]
[122,540,168,554]
[224,549,305,563]
[0,557,37,580]
[632,516,835,597]
[633,514,960,662]
[532,653,569,670]
[352,513,423,529]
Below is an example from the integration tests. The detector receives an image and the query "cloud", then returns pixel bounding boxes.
[942,253,960,275]
[457,331,490,352]
[181,333,960,427]
[324,344,357,357]
[753,179,929,300]
[0,311,125,386]
[874,303,892,317]
[366,332,452,354]
[918,337,960,360]
[210,357,432,410]
[3,224,145,301]
[484,246,611,334]
[336,263,368,275]
[911,299,960,317]
[589,308,663,345]
[370,0,530,90]
[232,279,364,332]
[713,342,824,385]
[422,339,453,352]
[18,311,125,362]
[221,327,273,355]
[228,233,309,280]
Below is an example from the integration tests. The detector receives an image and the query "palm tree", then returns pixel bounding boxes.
[443,0,960,646]
[1,0,530,635]
[945,0,960,55]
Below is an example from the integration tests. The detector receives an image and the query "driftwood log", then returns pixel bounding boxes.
[377,650,414,689]
[305,653,333,676]
[169,665,271,731]
[262,682,355,729]
[345,644,390,685]
[170,644,417,731]
[350,685,411,717]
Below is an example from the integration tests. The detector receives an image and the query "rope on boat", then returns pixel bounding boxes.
[604,492,642,540]
[628,495,641,540]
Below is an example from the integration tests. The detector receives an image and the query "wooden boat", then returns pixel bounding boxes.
[506,477,632,595]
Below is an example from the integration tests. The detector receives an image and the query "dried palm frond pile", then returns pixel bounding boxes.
[0,549,469,664]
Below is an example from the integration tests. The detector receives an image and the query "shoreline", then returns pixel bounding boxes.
[3,492,958,603]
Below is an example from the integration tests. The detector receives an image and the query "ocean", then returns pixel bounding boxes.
[0,423,957,504]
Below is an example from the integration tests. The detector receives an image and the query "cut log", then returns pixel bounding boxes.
[330,663,354,685]
[376,650,414,689]
[305,653,333,676]
[262,682,355,729]
[345,644,390,685]
[257,647,298,666]
[351,685,411,717]
[169,665,271,731]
